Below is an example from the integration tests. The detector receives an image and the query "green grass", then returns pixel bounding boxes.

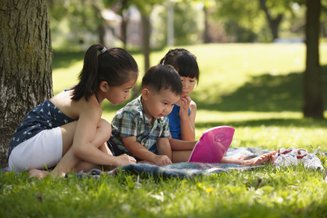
[2,43,327,217]
[1,167,327,217]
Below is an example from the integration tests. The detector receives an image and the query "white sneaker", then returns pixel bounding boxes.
[301,154,324,171]
[274,153,298,168]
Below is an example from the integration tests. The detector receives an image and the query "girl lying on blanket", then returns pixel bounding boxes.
[186,126,276,166]
[188,126,324,169]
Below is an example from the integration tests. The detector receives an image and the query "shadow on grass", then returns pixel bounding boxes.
[52,50,84,69]
[52,46,165,69]
[194,65,327,112]
[196,117,327,129]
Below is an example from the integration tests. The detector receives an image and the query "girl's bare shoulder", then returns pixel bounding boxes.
[50,90,101,119]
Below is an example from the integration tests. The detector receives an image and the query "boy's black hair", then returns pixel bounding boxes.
[142,64,182,96]
[159,48,199,83]
[72,44,138,101]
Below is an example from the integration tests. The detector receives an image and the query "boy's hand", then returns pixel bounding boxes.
[153,155,172,166]
[115,154,136,166]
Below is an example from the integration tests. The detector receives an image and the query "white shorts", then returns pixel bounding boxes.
[8,127,63,172]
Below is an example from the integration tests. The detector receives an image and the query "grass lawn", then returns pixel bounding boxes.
[1,43,327,217]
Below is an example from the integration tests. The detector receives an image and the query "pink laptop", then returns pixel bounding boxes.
[188,126,235,163]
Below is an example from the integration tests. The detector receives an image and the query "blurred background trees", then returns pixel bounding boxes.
[45,0,326,118]
[47,0,326,50]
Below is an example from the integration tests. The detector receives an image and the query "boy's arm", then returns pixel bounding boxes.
[122,136,171,165]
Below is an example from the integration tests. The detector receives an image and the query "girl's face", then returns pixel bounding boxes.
[180,76,196,96]
[106,78,137,105]
[142,88,180,120]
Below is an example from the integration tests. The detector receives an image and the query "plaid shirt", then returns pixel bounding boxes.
[109,96,171,155]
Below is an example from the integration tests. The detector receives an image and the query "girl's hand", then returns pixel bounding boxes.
[153,155,172,166]
[179,96,191,119]
[115,154,136,166]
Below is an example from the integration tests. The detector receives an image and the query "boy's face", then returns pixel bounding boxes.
[142,87,180,119]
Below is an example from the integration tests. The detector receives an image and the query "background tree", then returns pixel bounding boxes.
[47,0,103,49]
[214,0,306,42]
[108,0,132,50]
[105,0,164,70]
[259,0,285,40]
[0,0,52,165]
[92,0,108,46]
[202,1,211,43]
[173,1,202,45]
[132,0,164,71]
[303,0,324,118]
[214,0,260,42]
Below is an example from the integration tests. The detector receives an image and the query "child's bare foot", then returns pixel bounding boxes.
[220,155,249,164]
[29,169,50,179]
[242,151,277,166]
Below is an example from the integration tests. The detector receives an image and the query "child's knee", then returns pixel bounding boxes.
[98,119,111,130]
[98,119,112,139]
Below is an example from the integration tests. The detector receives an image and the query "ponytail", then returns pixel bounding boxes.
[72,44,138,101]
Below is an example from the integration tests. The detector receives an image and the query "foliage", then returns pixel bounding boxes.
[173,2,203,45]
[213,0,263,42]
[46,0,327,50]
[213,0,309,42]
[130,0,165,15]
[47,0,104,49]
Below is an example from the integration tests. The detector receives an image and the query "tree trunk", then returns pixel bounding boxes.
[259,0,283,41]
[119,0,130,50]
[167,1,174,46]
[98,23,106,46]
[203,4,211,43]
[303,0,324,119]
[0,0,52,166]
[141,13,151,72]
[121,16,128,50]
[92,2,106,46]
[269,14,283,40]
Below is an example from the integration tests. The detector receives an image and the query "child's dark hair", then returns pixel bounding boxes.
[72,44,138,101]
[142,65,182,96]
[159,48,199,82]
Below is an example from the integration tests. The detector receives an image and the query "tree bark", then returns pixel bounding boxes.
[92,2,106,46]
[141,13,151,72]
[118,0,129,50]
[203,4,211,43]
[121,16,128,50]
[0,0,52,165]
[303,0,324,119]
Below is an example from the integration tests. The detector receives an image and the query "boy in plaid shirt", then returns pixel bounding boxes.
[109,64,199,165]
